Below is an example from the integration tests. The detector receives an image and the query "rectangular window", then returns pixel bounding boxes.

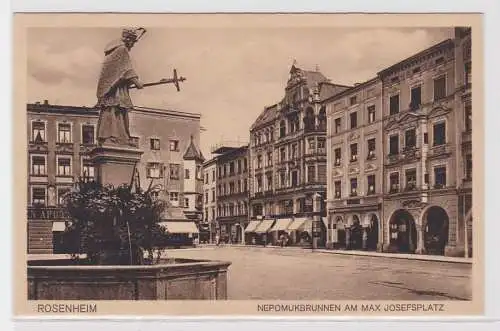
[308,138,316,151]
[317,138,326,150]
[350,178,358,197]
[280,147,286,163]
[169,192,179,206]
[465,154,472,180]
[230,182,235,194]
[237,160,242,174]
[335,118,341,134]
[405,168,417,191]
[410,86,422,110]
[367,175,375,195]
[256,176,262,192]
[433,75,446,101]
[334,148,341,166]
[169,164,180,179]
[267,174,273,191]
[244,178,248,192]
[212,188,216,201]
[389,172,400,193]
[82,125,95,145]
[433,122,446,146]
[465,104,472,132]
[334,181,341,199]
[291,144,298,160]
[318,164,326,183]
[389,135,399,155]
[57,157,71,176]
[350,95,357,105]
[57,187,70,205]
[280,171,286,188]
[434,166,447,188]
[291,171,298,187]
[169,140,179,151]
[367,138,376,159]
[31,155,46,175]
[367,105,376,123]
[350,143,358,162]
[150,138,160,150]
[307,165,315,183]
[405,128,416,149]
[267,152,273,166]
[146,162,163,178]
[205,191,209,204]
[32,187,46,206]
[350,112,358,129]
[32,121,46,142]
[57,123,71,143]
[212,170,216,182]
[465,62,472,86]
[390,94,400,115]
[82,159,95,179]
[230,162,235,175]
[257,155,263,169]
[185,169,190,179]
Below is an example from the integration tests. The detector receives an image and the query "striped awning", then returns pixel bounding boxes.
[244,220,261,233]
[287,217,307,231]
[299,218,313,235]
[269,218,292,232]
[254,219,275,234]
[159,221,199,234]
[52,221,66,232]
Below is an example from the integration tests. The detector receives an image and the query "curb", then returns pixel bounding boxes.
[195,244,473,264]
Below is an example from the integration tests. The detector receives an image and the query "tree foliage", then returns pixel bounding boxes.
[62,179,168,265]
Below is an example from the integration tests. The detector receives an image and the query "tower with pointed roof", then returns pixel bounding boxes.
[183,135,206,222]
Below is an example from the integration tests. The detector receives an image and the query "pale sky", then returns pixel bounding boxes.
[27,27,453,158]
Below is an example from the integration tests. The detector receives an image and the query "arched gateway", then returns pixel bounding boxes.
[422,206,449,255]
[389,209,417,253]
[365,213,379,251]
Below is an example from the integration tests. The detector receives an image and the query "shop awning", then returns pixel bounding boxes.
[159,221,199,234]
[255,219,275,234]
[269,218,292,232]
[287,217,307,231]
[244,220,262,233]
[52,221,66,232]
[299,218,313,235]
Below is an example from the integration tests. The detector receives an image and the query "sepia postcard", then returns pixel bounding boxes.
[13,12,484,317]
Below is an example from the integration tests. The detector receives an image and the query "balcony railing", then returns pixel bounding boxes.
[429,144,451,158]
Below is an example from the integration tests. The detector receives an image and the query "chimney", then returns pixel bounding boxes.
[43,100,49,105]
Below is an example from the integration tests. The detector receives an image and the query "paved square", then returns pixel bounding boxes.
[167,246,472,300]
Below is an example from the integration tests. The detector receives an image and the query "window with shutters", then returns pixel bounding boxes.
[334,148,341,166]
[350,143,358,162]
[150,138,160,150]
[389,172,400,193]
[57,187,70,205]
[57,123,72,143]
[31,121,46,143]
[82,158,95,179]
[367,138,376,159]
[405,168,417,191]
[367,105,376,123]
[57,157,72,176]
[32,187,46,206]
[169,140,179,151]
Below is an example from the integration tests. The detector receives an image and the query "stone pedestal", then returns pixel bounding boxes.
[89,144,143,187]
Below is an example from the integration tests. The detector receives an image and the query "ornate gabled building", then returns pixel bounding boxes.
[182,135,205,223]
[247,64,350,246]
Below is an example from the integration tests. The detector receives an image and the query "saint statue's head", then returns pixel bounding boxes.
[121,28,139,50]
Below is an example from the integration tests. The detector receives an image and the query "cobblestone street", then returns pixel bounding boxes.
[166,246,472,300]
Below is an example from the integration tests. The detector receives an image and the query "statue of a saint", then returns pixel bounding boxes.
[96,28,145,146]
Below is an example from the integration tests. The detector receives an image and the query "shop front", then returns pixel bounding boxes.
[254,219,275,245]
[244,219,262,245]
[268,218,292,246]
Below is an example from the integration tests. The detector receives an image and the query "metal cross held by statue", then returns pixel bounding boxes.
[130,68,187,92]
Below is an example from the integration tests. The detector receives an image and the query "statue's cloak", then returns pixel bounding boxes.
[96,40,138,108]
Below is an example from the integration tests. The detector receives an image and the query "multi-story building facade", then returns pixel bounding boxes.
[324,28,473,257]
[247,65,350,246]
[324,78,384,251]
[27,101,204,253]
[213,145,249,244]
[202,157,218,243]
